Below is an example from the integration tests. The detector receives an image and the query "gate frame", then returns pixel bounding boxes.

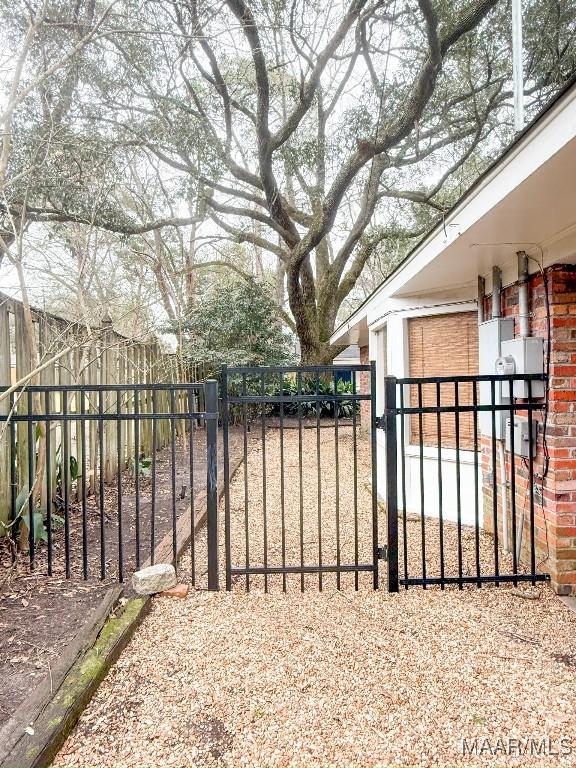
[205,379,219,590]
[380,372,549,590]
[221,362,379,591]
[383,376,399,592]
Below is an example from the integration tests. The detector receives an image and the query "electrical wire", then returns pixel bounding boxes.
[472,241,552,569]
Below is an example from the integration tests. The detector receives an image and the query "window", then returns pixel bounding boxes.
[408,311,479,450]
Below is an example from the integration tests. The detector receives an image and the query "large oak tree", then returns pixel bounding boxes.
[2,0,576,361]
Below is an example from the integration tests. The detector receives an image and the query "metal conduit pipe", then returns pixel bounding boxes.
[516,250,531,560]
[492,266,502,318]
[491,266,508,549]
[499,254,530,555]
[518,250,530,337]
[477,275,485,324]
[499,440,510,553]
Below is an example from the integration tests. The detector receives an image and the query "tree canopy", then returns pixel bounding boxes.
[1,0,575,362]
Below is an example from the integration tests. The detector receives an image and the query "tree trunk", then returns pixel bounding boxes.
[299,339,346,366]
[186,216,197,313]
[287,259,347,365]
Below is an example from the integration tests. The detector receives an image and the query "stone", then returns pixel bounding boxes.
[160,583,189,599]
[132,564,177,595]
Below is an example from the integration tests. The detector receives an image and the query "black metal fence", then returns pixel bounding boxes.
[2,369,551,596]
[381,373,549,591]
[0,381,219,586]
[221,364,378,592]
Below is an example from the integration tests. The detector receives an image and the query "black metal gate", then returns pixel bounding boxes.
[221,364,379,591]
[380,373,549,591]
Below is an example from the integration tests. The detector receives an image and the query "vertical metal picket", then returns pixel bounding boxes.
[205,379,219,591]
[370,361,379,590]
[222,364,375,590]
[377,372,548,589]
[222,366,232,591]
[384,376,399,592]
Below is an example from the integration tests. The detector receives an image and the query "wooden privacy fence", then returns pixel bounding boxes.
[0,292,196,532]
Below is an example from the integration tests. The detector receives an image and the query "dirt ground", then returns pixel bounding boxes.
[0,427,244,729]
[54,427,576,767]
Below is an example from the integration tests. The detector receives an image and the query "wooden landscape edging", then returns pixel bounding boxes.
[2,595,152,768]
[0,440,246,768]
[0,584,123,767]
[146,444,245,572]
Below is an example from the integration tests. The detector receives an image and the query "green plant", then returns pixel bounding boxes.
[128,456,153,478]
[178,276,295,376]
[267,377,359,419]
[225,372,359,424]
[55,445,79,486]
[14,485,47,542]
[10,486,63,544]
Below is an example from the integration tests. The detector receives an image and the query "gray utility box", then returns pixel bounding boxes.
[500,337,545,398]
[505,416,538,458]
[479,317,515,439]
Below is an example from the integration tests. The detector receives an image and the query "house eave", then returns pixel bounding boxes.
[330,75,576,348]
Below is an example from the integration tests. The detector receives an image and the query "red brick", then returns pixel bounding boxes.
[480,267,576,591]
[556,515,576,525]
[551,526,576,537]
[160,583,189,599]
[554,571,576,584]
[551,317,576,329]
[549,390,576,402]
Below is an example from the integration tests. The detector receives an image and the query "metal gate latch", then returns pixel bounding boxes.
[377,546,388,561]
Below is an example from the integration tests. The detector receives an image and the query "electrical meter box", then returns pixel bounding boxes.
[505,416,538,458]
[500,337,545,398]
[479,317,514,438]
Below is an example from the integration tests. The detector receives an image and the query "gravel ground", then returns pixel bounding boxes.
[54,428,576,768]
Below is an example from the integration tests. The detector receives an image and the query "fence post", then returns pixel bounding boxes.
[205,378,219,590]
[221,366,232,591]
[384,376,399,593]
[370,360,379,589]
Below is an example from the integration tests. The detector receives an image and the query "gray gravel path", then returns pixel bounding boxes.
[54,428,576,767]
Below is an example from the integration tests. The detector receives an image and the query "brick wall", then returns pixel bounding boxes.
[359,344,371,432]
[482,265,576,594]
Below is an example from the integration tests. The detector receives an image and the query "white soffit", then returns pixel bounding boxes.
[391,96,576,297]
[331,83,576,345]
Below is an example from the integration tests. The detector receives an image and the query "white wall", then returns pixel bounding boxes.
[401,445,481,526]
[370,298,483,524]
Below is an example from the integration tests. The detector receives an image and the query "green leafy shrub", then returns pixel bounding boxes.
[226,375,359,424]
[177,276,295,377]
[268,377,359,419]
[9,485,64,544]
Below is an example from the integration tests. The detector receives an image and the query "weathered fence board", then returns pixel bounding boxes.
[0,292,191,536]
[0,302,10,527]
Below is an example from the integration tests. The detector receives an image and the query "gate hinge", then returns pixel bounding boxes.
[376,545,388,561]
[374,409,397,431]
